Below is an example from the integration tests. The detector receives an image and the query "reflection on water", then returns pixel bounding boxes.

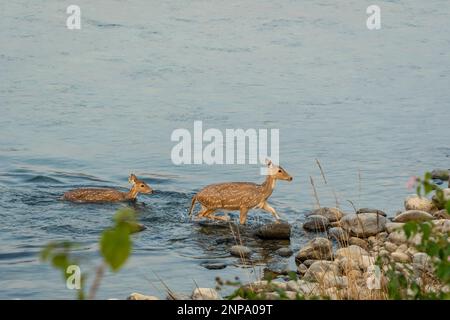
[1,0,449,298]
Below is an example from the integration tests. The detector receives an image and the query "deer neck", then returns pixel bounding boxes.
[127,186,139,200]
[260,175,276,200]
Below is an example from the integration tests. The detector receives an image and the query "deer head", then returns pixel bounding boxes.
[265,159,293,181]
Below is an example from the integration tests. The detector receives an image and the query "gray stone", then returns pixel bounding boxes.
[404,195,437,212]
[230,245,252,258]
[192,288,221,300]
[413,252,430,266]
[295,237,333,263]
[384,242,397,253]
[297,264,308,275]
[341,213,386,237]
[202,263,227,270]
[431,169,449,181]
[255,221,291,239]
[306,207,344,222]
[128,293,159,300]
[356,208,387,217]
[328,227,349,242]
[276,247,293,257]
[303,215,330,232]
[391,252,411,263]
[386,222,404,233]
[393,210,434,223]
[303,260,340,281]
[349,237,369,250]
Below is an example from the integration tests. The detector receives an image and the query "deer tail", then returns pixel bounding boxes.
[188,195,197,219]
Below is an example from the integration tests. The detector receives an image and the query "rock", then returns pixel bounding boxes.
[270,281,288,291]
[275,247,293,257]
[432,209,450,219]
[303,259,317,267]
[202,263,227,270]
[335,245,369,269]
[192,288,221,300]
[286,280,300,291]
[322,273,348,289]
[297,280,320,295]
[128,293,159,300]
[347,270,362,279]
[413,252,430,266]
[359,255,376,270]
[357,208,387,217]
[255,222,291,239]
[284,291,299,300]
[328,227,349,242]
[384,242,397,253]
[393,210,434,222]
[376,232,388,240]
[348,237,369,250]
[303,215,330,232]
[341,213,386,237]
[337,257,360,272]
[386,222,404,233]
[167,292,191,300]
[431,169,449,181]
[297,264,308,275]
[396,244,408,253]
[295,238,333,263]
[404,195,437,212]
[330,221,342,228]
[432,219,450,233]
[391,252,411,263]
[263,292,280,300]
[230,245,252,258]
[306,207,344,222]
[303,260,340,281]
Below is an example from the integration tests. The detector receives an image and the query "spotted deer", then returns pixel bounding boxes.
[188,160,293,224]
[62,174,153,203]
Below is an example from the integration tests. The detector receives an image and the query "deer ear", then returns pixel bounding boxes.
[128,174,137,184]
[265,158,273,167]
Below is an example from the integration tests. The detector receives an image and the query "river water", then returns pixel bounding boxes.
[0,0,449,299]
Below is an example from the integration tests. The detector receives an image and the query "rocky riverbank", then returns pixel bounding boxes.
[129,172,450,300]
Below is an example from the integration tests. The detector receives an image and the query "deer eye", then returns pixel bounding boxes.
[141,184,145,187]
[278,169,282,173]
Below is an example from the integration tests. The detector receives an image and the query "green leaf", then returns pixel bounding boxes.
[287,271,298,281]
[424,172,432,181]
[100,224,131,272]
[403,222,418,239]
[446,201,450,214]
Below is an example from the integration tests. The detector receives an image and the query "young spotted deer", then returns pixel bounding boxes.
[62,174,153,203]
[189,160,293,224]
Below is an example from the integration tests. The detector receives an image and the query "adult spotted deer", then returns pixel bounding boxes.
[62,174,153,203]
[189,160,293,224]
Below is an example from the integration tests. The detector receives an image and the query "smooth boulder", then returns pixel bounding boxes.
[303,215,329,232]
[393,210,433,222]
[192,288,221,300]
[356,208,387,217]
[305,207,344,222]
[255,221,291,239]
[404,195,437,212]
[340,213,386,237]
[431,169,449,181]
[230,245,252,258]
[295,237,333,263]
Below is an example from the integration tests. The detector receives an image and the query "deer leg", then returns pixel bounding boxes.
[196,207,214,220]
[239,207,249,225]
[205,210,230,222]
[262,202,281,222]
